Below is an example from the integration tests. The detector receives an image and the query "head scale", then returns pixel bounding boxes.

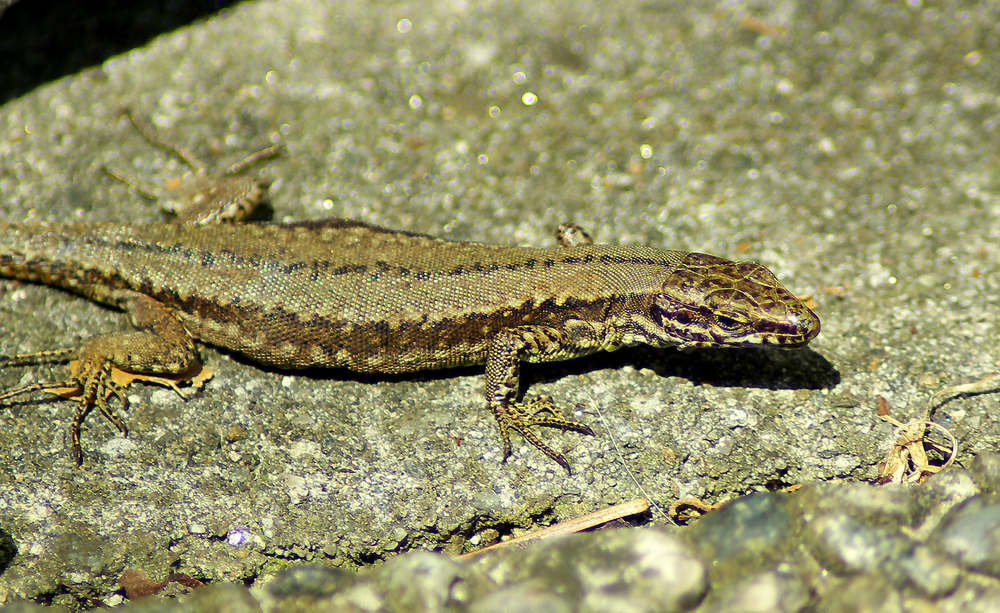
[634,253,820,349]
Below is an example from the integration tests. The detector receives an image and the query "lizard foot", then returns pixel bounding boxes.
[1,353,129,465]
[492,395,595,473]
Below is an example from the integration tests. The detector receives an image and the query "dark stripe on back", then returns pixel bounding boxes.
[78,233,676,280]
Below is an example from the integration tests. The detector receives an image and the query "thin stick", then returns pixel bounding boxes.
[460,497,650,558]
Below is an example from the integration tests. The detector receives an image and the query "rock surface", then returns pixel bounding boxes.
[0,0,998,610]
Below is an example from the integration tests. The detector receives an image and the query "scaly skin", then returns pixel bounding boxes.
[0,113,820,470]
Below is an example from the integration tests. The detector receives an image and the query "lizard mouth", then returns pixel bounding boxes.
[770,305,821,347]
[794,305,822,341]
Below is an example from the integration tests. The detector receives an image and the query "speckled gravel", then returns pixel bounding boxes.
[12,452,988,612]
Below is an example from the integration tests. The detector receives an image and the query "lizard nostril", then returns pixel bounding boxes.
[792,306,821,340]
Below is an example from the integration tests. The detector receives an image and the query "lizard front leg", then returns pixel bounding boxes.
[484,324,601,473]
[1,293,199,464]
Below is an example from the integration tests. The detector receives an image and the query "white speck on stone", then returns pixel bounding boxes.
[289,440,321,459]
[465,42,497,68]
[391,526,408,546]
[261,516,275,538]
[67,572,88,584]
[104,594,124,607]
[722,407,752,427]
[227,528,250,546]
[101,436,138,459]
[150,388,178,404]
[285,474,307,505]
[26,504,52,522]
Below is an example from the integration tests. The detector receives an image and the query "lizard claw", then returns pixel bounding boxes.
[491,396,594,473]
[0,355,131,465]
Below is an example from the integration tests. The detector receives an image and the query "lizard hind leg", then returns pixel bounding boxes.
[68,354,129,466]
[64,293,200,464]
[104,109,281,226]
[0,350,128,466]
[1,293,200,465]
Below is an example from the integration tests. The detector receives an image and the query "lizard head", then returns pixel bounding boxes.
[633,252,820,349]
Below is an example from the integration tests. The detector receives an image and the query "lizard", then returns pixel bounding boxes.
[0,112,821,471]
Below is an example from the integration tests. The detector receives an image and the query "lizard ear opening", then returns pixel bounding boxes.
[649,298,679,330]
[649,303,665,329]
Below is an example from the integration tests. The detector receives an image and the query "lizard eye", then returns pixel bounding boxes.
[714,312,747,331]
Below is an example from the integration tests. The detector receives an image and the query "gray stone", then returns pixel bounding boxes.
[969,453,1000,495]
[262,564,353,600]
[376,551,491,611]
[1,0,1000,610]
[893,545,961,598]
[479,529,707,613]
[686,492,794,576]
[805,514,912,575]
[702,571,811,613]
[177,584,260,613]
[925,469,981,507]
[933,496,1000,576]
[820,575,904,613]
[469,587,572,613]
